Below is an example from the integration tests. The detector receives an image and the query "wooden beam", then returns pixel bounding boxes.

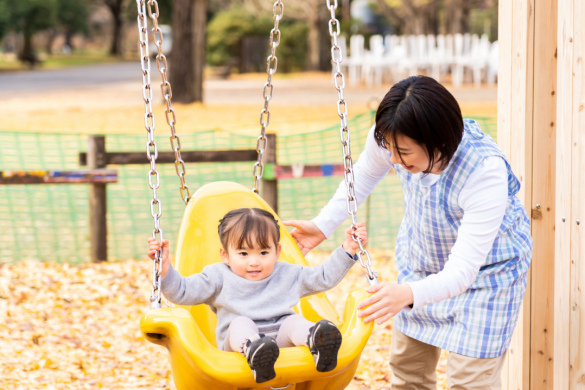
[78,150,258,166]
[273,164,346,179]
[0,170,117,185]
[262,133,277,213]
[88,136,108,263]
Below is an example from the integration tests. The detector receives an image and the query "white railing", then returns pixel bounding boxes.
[336,33,498,87]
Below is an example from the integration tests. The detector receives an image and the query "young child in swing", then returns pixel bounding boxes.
[147,207,367,384]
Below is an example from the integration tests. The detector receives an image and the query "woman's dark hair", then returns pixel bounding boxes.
[374,76,463,173]
[218,208,280,252]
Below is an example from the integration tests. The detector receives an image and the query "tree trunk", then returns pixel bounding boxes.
[19,30,37,67]
[445,0,465,34]
[106,0,126,56]
[306,12,320,71]
[342,0,350,22]
[170,0,206,103]
[46,28,58,55]
[109,13,123,55]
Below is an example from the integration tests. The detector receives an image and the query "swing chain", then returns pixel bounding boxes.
[253,0,284,194]
[148,0,191,205]
[137,0,164,308]
[326,0,378,285]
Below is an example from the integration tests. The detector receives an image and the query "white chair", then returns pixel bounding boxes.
[486,40,498,85]
[468,34,491,87]
[384,34,408,83]
[362,34,385,86]
[345,35,365,85]
[451,33,471,87]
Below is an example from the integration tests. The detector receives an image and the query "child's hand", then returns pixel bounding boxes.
[147,238,171,278]
[341,222,367,256]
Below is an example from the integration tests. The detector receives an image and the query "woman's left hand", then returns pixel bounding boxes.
[357,282,414,325]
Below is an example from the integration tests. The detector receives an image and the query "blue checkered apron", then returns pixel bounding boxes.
[392,119,533,358]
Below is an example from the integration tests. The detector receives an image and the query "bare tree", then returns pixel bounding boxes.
[444,0,488,34]
[169,0,206,103]
[375,0,440,35]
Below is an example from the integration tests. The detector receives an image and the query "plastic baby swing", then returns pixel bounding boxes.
[136,0,378,389]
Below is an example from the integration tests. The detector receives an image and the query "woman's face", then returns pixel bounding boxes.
[387,133,443,175]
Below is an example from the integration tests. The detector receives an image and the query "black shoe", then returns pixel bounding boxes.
[307,320,342,372]
[243,335,279,383]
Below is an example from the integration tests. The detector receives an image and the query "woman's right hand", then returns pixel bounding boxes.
[147,238,171,278]
[281,220,326,255]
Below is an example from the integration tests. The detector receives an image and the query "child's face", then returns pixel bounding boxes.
[220,240,281,281]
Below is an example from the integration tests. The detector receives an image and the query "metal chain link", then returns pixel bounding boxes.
[137,0,164,308]
[326,0,378,285]
[148,0,191,204]
[252,0,284,193]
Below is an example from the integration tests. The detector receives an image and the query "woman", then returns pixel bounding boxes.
[283,75,532,389]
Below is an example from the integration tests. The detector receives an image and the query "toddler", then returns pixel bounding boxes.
[147,207,367,383]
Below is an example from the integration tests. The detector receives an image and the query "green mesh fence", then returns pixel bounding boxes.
[0,114,496,263]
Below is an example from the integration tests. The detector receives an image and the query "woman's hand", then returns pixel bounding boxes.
[357,282,414,324]
[147,238,171,278]
[281,220,327,255]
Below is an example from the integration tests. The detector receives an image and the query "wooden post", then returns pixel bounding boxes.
[529,1,558,389]
[498,1,534,387]
[262,133,278,213]
[88,135,108,263]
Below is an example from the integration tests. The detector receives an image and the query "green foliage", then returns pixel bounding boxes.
[206,6,309,72]
[277,21,308,73]
[8,0,57,37]
[57,0,90,36]
[0,0,9,42]
[206,7,271,67]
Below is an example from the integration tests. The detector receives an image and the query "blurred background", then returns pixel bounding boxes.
[0,0,498,264]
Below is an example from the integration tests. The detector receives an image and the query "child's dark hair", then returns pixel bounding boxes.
[218,208,280,252]
[374,75,463,173]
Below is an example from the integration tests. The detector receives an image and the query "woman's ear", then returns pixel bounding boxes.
[219,247,229,265]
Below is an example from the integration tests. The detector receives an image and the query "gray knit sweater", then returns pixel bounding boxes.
[161,245,357,350]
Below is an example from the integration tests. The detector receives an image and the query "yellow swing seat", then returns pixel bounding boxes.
[140,181,374,390]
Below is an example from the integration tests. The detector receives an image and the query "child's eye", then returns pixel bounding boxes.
[261,251,269,255]
[238,252,248,256]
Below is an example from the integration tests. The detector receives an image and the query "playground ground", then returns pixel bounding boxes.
[0,69,496,389]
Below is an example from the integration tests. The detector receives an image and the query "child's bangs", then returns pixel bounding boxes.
[238,214,276,249]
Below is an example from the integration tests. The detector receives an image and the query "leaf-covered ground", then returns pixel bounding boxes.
[0,251,449,389]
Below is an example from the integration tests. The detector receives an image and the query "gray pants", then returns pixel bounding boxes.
[224,314,314,354]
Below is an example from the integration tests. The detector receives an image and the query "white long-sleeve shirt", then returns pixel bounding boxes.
[313,125,508,309]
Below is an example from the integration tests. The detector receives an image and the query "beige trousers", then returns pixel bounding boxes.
[390,328,507,390]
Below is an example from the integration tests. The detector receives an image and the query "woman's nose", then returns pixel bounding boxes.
[390,151,398,165]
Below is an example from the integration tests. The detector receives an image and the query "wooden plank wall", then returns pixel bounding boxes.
[499,0,559,388]
[555,0,585,388]
[501,0,585,387]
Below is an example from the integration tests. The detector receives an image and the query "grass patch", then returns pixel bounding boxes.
[0,51,132,72]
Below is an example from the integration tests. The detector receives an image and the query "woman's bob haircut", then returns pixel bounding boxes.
[374,76,464,174]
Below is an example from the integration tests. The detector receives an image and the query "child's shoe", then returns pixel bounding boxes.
[243,334,279,383]
[307,319,342,372]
